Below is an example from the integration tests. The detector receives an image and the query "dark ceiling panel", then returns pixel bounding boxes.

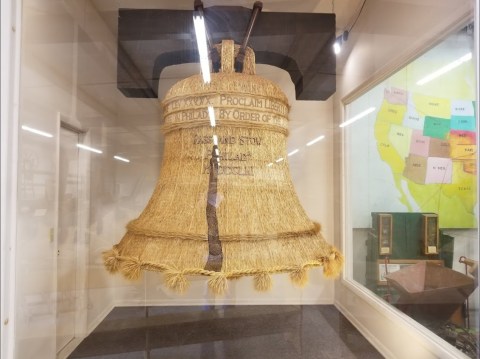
[117,7,336,101]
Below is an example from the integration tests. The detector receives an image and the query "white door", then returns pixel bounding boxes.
[56,127,79,353]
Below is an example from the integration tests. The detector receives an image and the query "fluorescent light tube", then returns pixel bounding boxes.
[208,106,216,127]
[288,149,299,156]
[339,107,376,128]
[77,143,102,154]
[416,53,472,86]
[214,148,219,156]
[21,125,53,138]
[193,15,211,83]
[275,157,284,163]
[306,135,325,146]
[267,163,273,167]
[114,155,130,163]
[213,135,218,146]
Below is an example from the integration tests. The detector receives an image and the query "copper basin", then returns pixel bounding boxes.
[385,261,476,324]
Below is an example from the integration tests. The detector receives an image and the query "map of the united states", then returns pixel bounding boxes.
[375,87,477,228]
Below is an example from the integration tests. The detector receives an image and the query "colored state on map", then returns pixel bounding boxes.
[429,138,450,158]
[409,130,430,157]
[450,130,476,145]
[375,88,477,228]
[404,154,427,184]
[403,108,424,130]
[451,144,477,160]
[388,125,412,159]
[384,87,408,105]
[451,115,476,131]
[449,129,477,166]
[413,94,451,118]
[425,157,453,184]
[451,100,475,116]
[463,160,476,175]
[423,116,451,140]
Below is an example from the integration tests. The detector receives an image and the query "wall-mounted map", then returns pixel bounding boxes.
[376,90,476,228]
[348,28,477,229]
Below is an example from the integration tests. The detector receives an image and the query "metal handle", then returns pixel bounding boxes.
[235,1,263,73]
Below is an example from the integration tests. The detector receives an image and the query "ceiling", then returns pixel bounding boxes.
[90,0,365,102]
[20,0,365,161]
[91,0,364,34]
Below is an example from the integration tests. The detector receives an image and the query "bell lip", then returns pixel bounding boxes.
[103,246,343,283]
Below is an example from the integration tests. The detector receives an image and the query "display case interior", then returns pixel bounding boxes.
[346,23,478,358]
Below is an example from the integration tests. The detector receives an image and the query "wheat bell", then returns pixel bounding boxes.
[103,40,343,294]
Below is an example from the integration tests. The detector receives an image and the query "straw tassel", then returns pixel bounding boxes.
[312,221,322,234]
[120,257,142,280]
[208,274,228,295]
[290,267,309,287]
[103,247,120,273]
[253,272,273,291]
[321,250,344,278]
[164,270,189,293]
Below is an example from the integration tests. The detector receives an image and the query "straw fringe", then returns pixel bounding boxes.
[254,272,273,291]
[120,257,142,280]
[312,221,322,234]
[208,274,228,295]
[164,270,189,293]
[290,267,308,287]
[103,246,120,273]
[320,250,344,278]
[106,231,343,292]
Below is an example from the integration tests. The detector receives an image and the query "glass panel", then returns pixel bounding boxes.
[346,24,479,358]
[12,2,341,358]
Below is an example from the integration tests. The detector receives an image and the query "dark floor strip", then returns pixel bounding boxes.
[69,305,384,359]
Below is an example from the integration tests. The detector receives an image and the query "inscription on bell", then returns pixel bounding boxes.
[165,94,288,117]
[181,109,208,121]
[193,135,262,146]
[167,95,212,110]
[203,164,255,176]
[219,94,287,115]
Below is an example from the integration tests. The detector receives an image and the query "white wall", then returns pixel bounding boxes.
[333,0,477,358]
[11,0,162,357]
[1,0,21,358]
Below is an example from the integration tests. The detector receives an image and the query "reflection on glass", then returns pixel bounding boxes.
[21,125,53,138]
[347,24,478,358]
[416,52,473,86]
[113,155,130,163]
[306,135,325,146]
[76,143,102,154]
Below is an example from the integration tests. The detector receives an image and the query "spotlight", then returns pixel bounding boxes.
[333,31,349,55]
[333,39,342,55]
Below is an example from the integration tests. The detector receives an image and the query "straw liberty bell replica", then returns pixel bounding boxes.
[104,37,343,294]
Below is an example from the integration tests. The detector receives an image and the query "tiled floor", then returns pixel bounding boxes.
[69,305,383,359]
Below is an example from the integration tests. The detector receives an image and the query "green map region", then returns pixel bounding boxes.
[375,88,477,228]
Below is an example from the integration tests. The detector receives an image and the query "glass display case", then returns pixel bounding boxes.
[1,0,478,358]
[344,24,479,358]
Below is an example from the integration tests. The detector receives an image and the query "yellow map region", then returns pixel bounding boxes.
[388,124,412,159]
[375,96,477,228]
[412,93,451,118]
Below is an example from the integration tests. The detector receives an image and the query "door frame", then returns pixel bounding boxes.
[55,113,90,358]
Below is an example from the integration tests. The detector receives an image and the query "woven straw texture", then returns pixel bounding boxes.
[104,40,343,294]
